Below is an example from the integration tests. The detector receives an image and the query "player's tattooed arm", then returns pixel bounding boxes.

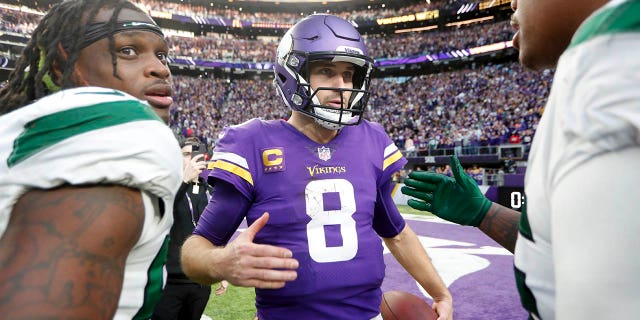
[478,202,520,253]
[0,185,144,319]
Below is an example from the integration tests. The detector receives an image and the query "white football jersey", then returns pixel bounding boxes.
[515,0,640,319]
[0,87,183,319]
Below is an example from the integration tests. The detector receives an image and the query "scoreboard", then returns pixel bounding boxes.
[497,186,525,212]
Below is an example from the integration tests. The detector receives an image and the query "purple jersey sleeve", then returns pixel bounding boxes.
[194,179,250,245]
[373,178,406,238]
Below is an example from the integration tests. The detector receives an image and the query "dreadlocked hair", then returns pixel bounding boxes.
[0,0,144,115]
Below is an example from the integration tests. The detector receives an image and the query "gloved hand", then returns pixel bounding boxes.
[401,155,492,227]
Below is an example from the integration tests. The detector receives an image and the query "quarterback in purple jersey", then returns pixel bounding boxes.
[181,14,453,320]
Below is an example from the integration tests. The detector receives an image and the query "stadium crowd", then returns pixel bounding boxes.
[0,0,481,25]
[1,0,550,158]
[0,6,42,34]
[164,20,513,62]
[133,0,467,24]
[166,34,279,63]
[171,62,552,158]
[366,21,513,59]
[2,6,512,62]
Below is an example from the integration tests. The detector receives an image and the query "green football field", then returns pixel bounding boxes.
[202,205,433,320]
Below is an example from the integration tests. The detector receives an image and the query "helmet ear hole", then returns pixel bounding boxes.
[299,64,309,83]
[277,72,287,84]
[352,68,365,90]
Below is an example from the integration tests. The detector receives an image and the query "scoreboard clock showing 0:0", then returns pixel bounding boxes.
[497,186,525,212]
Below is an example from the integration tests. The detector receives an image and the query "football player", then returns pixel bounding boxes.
[181,14,453,320]
[0,0,181,318]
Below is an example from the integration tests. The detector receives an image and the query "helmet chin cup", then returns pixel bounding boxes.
[315,117,344,130]
[313,107,355,130]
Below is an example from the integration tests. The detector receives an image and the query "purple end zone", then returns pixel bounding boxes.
[382,217,527,319]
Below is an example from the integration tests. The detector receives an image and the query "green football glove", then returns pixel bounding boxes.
[401,155,492,227]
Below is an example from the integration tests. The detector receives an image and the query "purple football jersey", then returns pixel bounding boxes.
[207,119,407,319]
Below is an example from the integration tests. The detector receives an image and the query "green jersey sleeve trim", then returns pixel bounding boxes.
[570,0,640,48]
[8,100,162,167]
[132,235,170,320]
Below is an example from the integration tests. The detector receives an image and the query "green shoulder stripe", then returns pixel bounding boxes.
[570,0,640,48]
[7,100,162,167]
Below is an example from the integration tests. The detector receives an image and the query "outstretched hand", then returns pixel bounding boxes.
[222,212,299,289]
[401,155,491,227]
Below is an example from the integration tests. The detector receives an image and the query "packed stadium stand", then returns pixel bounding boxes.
[1,0,549,207]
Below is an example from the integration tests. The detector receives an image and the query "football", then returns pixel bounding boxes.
[380,290,438,320]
